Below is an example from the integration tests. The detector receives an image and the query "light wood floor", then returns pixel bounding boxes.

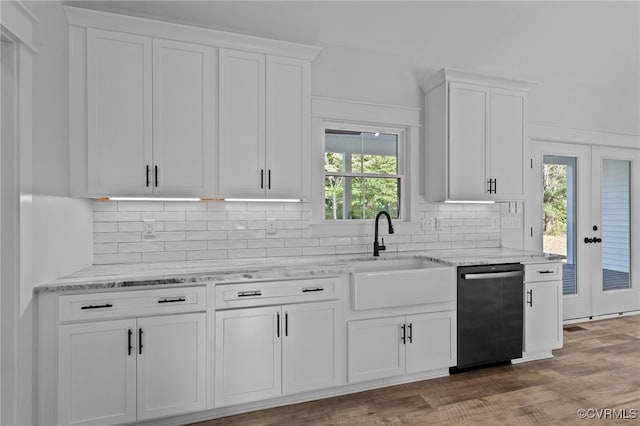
[191,315,640,425]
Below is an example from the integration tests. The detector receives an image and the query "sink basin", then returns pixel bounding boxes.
[351,257,455,310]
[352,258,444,273]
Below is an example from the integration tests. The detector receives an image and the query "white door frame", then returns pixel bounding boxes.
[531,140,640,320]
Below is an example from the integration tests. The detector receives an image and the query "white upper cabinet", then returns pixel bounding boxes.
[218,49,311,199]
[87,29,153,195]
[152,39,213,196]
[423,69,534,202]
[67,6,321,198]
[86,29,213,196]
[218,49,266,198]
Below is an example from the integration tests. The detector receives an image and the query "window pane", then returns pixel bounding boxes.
[363,178,400,219]
[324,152,344,173]
[325,130,361,173]
[324,176,344,220]
[543,156,577,296]
[350,177,364,219]
[601,159,631,291]
[362,132,398,174]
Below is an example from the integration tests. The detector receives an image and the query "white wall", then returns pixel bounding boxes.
[14,2,93,425]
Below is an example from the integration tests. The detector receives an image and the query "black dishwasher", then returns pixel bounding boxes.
[454,263,524,371]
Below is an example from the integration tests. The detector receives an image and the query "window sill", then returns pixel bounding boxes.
[310,220,422,237]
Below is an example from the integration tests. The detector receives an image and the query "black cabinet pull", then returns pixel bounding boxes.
[158,297,186,304]
[268,169,271,190]
[238,290,261,297]
[537,270,555,274]
[285,312,288,337]
[494,178,497,194]
[276,312,280,338]
[302,287,324,293]
[138,328,143,355]
[487,179,492,194]
[401,324,406,344]
[527,289,533,307]
[584,237,594,244]
[146,165,150,187]
[81,303,113,310]
[260,169,264,189]
[154,165,158,187]
[128,329,133,356]
[595,237,602,243]
[408,323,413,343]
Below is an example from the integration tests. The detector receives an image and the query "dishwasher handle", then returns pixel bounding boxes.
[462,270,524,280]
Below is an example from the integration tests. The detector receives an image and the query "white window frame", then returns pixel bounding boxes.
[323,123,405,221]
[310,97,422,237]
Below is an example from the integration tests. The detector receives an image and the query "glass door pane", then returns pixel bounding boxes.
[543,155,577,295]
[601,159,631,291]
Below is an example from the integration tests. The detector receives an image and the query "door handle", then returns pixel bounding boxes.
[401,324,406,344]
[407,323,413,343]
[128,329,133,356]
[584,237,594,244]
[276,312,280,338]
[527,289,533,307]
[138,328,143,355]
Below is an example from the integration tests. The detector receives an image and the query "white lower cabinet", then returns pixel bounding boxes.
[55,289,207,426]
[58,319,137,426]
[348,311,456,383]
[523,280,563,355]
[215,301,342,406]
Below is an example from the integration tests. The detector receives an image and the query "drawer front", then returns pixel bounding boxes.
[525,263,562,282]
[215,277,339,309]
[59,286,207,322]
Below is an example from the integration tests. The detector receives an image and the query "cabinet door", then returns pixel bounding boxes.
[405,311,456,374]
[218,49,266,198]
[58,319,137,426]
[490,88,526,199]
[448,82,490,200]
[136,313,206,420]
[347,316,405,382]
[265,56,310,199]
[153,39,213,196]
[282,301,342,394]
[87,29,152,195]
[215,306,281,406]
[524,281,563,354]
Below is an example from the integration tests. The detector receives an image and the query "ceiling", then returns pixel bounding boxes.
[63,1,639,91]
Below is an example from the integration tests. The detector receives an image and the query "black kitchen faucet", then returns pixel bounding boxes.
[373,210,394,256]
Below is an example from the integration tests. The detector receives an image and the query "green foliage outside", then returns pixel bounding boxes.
[325,152,399,220]
[543,164,567,235]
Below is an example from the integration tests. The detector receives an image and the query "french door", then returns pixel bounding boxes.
[537,142,639,320]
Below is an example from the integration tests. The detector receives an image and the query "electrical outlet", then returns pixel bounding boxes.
[266,218,277,235]
[501,217,522,229]
[435,217,444,231]
[143,219,156,236]
[422,217,435,232]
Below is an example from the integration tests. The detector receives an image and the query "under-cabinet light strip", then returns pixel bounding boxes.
[93,197,304,203]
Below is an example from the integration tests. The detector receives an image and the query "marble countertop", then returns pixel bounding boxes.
[35,248,564,293]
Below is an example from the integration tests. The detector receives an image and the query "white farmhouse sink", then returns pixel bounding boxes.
[352,258,455,310]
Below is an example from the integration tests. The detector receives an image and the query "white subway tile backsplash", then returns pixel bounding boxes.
[165,241,207,251]
[118,242,164,253]
[142,211,186,221]
[228,248,266,259]
[94,211,141,222]
[143,251,187,262]
[186,211,227,221]
[94,232,141,243]
[91,201,502,265]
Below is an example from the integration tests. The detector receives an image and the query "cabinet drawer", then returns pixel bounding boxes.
[215,277,339,309]
[525,263,562,282]
[58,286,207,322]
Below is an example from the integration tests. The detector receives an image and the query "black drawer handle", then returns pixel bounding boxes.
[158,297,186,304]
[81,303,113,310]
[302,287,324,293]
[238,290,262,297]
[537,270,555,274]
